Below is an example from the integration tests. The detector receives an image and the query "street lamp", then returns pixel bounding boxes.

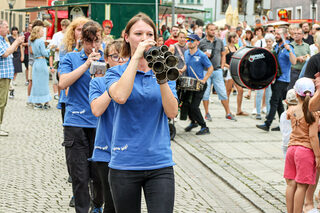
[7,0,16,30]
[311,0,317,25]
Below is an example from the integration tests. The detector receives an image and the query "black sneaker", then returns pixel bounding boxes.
[185,123,199,132]
[271,126,280,131]
[69,196,75,207]
[256,124,269,131]
[9,90,14,99]
[196,127,210,135]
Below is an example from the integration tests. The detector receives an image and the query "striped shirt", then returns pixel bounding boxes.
[0,35,14,79]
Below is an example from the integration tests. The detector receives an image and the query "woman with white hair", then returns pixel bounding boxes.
[254,33,274,120]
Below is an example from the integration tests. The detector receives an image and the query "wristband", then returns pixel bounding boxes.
[157,79,168,85]
[74,48,79,52]
[49,66,53,69]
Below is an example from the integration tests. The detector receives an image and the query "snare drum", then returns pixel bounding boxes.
[178,76,204,91]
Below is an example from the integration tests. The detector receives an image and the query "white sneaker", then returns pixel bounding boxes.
[262,107,267,114]
[251,108,257,115]
[0,129,9,136]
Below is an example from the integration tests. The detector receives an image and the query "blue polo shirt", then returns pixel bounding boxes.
[89,77,114,162]
[275,41,296,83]
[59,49,104,128]
[105,61,177,170]
[184,49,212,79]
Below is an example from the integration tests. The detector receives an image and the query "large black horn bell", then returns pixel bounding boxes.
[230,47,278,90]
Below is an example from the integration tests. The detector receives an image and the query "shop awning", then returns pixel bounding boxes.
[159,4,207,14]
[48,10,68,19]
[10,2,206,15]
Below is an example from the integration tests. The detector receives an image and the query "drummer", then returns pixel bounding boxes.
[179,34,213,135]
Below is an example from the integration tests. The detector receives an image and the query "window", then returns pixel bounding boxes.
[197,0,201,4]
[1,11,3,19]
[5,12,8,22]
[19,14,23,32]
[254,0,263,15]
[221,0,229,13]
[296,6,302,19]
[310,4,318,21]
[187,0,194,4]
[180,0,184,3]
[238,0,247,14]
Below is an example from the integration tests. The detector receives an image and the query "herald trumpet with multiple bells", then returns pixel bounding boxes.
[144,45,179,81]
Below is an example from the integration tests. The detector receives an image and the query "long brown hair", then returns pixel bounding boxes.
[301,93,315,125]
[121,13,157,58]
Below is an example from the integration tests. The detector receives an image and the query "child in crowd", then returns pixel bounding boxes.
[284,78,320,213]
[280,89,298,157]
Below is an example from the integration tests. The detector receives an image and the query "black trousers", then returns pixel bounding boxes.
[63,126,103,213]
[265,80,288,127]
[109,167,175,213]
[61,103,65,123]
[288,67,301,90]
[95,162,115,213]
[180,84,207,128]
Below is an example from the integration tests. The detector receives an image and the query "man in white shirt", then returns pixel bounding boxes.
[49,19,70,100]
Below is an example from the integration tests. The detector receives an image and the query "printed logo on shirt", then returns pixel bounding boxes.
[71,109,86,114]
[193,56,201,62]
[113,144,128,151]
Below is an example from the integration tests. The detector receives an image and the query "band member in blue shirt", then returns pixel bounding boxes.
[179,34,213,135]
[89,40,127,213]
[59,21,104,213]
[105,13,178,213]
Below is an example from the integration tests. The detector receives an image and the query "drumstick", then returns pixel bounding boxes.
[190,66,200,80]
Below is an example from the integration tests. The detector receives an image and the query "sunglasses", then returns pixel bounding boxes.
[187,39,195,43]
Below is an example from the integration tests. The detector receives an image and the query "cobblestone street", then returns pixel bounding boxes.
[0,73,312,212]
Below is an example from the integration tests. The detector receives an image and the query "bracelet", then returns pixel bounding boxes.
[49,66,53,69]
[157,79,168,85]
[74,48,79,52]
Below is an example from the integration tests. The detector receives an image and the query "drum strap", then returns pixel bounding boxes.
[175,43,185,62]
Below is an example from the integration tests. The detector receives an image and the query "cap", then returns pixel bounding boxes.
[102,20,113,29]
[286,89,298,105]
[187,34,200,41]
[294,77,315,97]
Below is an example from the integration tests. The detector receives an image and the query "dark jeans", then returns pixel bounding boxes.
[95,162,115,213]
[63,126,103,213]
[180,84,207,128]
[265,80,289,127]
[288,67,301,90]
[109,166,175,213]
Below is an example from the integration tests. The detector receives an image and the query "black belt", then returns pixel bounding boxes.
[214,66,221,69]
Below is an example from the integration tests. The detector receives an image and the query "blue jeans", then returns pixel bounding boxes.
[255,85,272,115]
[109,167,175,213]
[203,69,228,101]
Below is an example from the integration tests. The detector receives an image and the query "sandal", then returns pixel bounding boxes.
[236,111,249,116]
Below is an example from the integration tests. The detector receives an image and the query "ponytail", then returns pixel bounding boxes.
[302,92,315,125]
